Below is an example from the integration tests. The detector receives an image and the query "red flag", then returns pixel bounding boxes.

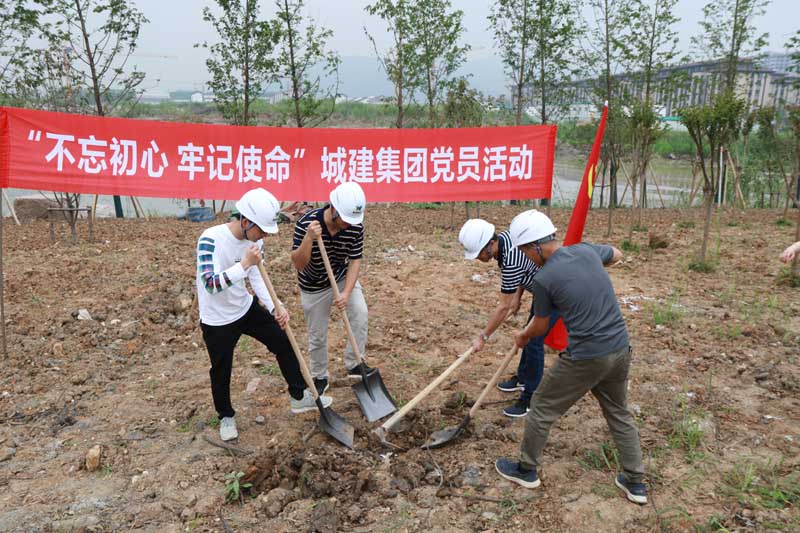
[544,103,609,351]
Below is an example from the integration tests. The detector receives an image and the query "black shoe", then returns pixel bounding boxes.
[503,399,530,418]
[313,377,329,395]
[495,458,541,488]
[346,362,375,380]
[615,474,647,504]
[497,376,524,392]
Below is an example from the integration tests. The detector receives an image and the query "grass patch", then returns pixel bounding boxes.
[206,415,220,429]
[712,323,742,340]
[409,202,444,210]
[720,460,800,512]
[688,260,716,273]
[726,220,739,227]
[667,397,706,461]
[775,218,793,227]
[650,293,682,328]
[677,220,696,229]
[777,267,800,288]
[259,363,281,376]
[621,240,640,253]
[578,441,621,471]
[631,224,648,232]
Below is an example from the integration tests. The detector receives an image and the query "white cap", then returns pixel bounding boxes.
[459,219,496,260]
[235,188,281,234]
[509,210,557,247]
[330,182,366,224]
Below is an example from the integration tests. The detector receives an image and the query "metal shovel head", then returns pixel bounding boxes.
[421,415,471,450]
[352,368,398,422]
[316,400,355,449]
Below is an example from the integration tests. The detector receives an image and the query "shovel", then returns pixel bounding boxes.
[422,344,520,450]
[373,346,475,450]
[316,236,397,422]
[255,259,355,449]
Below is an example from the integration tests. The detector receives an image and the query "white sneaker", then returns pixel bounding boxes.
[291,389,333,414]
[219,416,238,441]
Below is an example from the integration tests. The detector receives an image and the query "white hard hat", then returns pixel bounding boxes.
[509,210,557,247]
[459,219,496,260]
[235,188,281,234]
[330,182,366,224]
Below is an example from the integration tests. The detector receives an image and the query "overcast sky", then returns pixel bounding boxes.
[127,0,799,94]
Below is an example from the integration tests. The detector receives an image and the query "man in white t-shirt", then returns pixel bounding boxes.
[196,188,332,441]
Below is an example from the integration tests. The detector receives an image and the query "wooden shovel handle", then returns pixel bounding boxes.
[255,258,319,401]
[315,236,366,364]
[469,345,520,418]
[381,346,475,432]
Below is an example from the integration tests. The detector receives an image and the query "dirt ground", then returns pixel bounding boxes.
[0,204,798,532]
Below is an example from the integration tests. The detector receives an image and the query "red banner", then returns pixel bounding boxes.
[0,107,556,202]
[544,103,608,352]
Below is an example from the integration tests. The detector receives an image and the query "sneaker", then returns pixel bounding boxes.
[503,399,530,418]
[313,377,329,395]
[291,388,333,414]
[495,458,541,489]
[346,362,375,380]
[219,416,238,441]
[615,474,647,504]
[497,376,524,392]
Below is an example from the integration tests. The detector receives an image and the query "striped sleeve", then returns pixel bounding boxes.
[292,215,310,250]
[348,225,364,260]
[197,236,246,294]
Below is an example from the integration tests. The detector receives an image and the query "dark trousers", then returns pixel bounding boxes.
[201,299,305,419]
[518,304,560,403]
[520,346,645,483]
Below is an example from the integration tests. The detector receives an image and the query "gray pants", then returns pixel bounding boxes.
[300,279,368,379]
[520,345,645,484]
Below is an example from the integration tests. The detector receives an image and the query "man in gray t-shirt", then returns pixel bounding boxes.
[493,210,647,506]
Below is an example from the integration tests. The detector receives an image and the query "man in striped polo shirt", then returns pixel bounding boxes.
[459,218,560,418]
[290,182,372,395]
[196,188,332,442]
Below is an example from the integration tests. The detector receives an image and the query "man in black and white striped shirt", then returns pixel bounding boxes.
[459,218,560,418]
[291,182,372,395]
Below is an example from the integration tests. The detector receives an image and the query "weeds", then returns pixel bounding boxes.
[667,397,706,460]
[677,220,696,229]
[207,415,220,429]
[578,441,621,471]
[632,224,648,232]
[650,291,682,327]
[621,240,640,253]
[688,260,716,273]
[224,471,252,504]
[720,460,800,512]
[259,363,281,376]
[775,218,792,227]
[777,267,800,288]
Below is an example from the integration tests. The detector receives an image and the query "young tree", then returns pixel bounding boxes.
[692,0,769,94]
[621,0,681,227]
[198,0,279,126]
[407,0,469,127]
[506,0,580,126]
[681,91,747,267]
[365,0,419,128]
[274,0,341,128]
[48,0,148,218]
[0,1,51,105]
[581,0,634,233]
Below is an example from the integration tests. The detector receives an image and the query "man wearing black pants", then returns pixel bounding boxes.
[196,188,332,441]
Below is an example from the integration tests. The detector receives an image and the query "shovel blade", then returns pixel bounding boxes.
[421,416,470,450]
[352,369,397,422]
[317,403,355,449]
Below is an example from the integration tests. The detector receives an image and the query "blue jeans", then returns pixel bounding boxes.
[517,304,560,403]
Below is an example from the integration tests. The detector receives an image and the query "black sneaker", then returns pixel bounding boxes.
[497,376,524,392]
[503,399,530,418]
[495,458,541,489]
[313,377,329,395]
[615,474,647,504]
[346,362,375,380]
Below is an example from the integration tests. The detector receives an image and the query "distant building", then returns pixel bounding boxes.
[519,54,800,120]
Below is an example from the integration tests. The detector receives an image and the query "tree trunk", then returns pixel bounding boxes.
[793,210,800,276]
[699,194,714,264]
[284,0,303,128]
[243,0,252,125]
